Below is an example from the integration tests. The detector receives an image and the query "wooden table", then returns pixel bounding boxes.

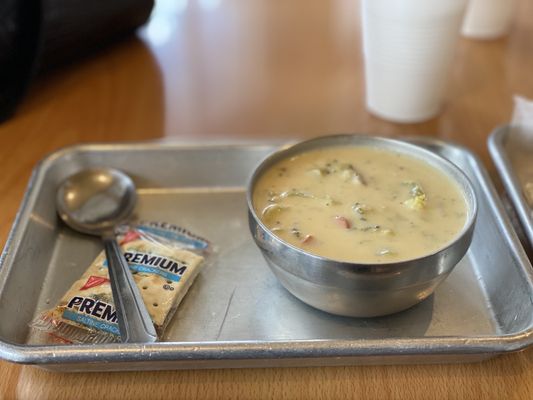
[1,1,532,398]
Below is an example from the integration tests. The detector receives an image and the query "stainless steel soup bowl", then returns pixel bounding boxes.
[247,135,477,317]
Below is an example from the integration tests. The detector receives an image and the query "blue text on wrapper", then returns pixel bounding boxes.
[102,251,188,282]
[63,296,120,335]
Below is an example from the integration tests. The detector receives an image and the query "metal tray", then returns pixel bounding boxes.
[489,125,533,251]
[1,138,532,372]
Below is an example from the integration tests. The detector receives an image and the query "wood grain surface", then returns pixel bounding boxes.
[1,0,532,399]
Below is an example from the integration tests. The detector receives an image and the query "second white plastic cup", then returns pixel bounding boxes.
[362,0,467,123]
[462,0,516,39]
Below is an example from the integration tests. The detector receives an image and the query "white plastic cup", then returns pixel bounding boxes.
[362,0,467,123]
[462,0,516,39]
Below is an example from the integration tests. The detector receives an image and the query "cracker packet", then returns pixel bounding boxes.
[31,221,212,344]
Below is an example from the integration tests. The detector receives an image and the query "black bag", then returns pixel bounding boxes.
[0,0,154,122]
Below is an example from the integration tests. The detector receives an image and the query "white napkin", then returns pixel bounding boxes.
[510,96,533,205]
[511,96,533,139]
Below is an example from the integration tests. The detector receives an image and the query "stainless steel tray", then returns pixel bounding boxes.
[489,125,533,251]
[1,138,533,372]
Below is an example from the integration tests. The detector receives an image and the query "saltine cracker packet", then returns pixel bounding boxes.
[31,221,212,344]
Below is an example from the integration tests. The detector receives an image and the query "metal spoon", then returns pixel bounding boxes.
[56,168,157,343]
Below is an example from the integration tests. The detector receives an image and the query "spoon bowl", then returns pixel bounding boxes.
[57,168,137,235]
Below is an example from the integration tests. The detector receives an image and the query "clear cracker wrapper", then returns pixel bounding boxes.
[31,221,213,344]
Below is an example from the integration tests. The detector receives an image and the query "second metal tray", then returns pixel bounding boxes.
[489,125,533,251]
[1,137,532,371]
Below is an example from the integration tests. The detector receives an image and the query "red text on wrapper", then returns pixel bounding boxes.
[80,276,110,290]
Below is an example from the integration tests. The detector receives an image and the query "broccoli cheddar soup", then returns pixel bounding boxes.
[253,146,467,263]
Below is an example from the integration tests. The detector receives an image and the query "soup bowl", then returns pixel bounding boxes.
[247,135,477,317]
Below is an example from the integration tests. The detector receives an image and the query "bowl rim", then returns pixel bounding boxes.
[246,133,478,269]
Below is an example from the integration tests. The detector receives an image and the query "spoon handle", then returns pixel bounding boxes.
[103,236,158,343]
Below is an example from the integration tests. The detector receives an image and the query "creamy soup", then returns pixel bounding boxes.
[253,146,467,263]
